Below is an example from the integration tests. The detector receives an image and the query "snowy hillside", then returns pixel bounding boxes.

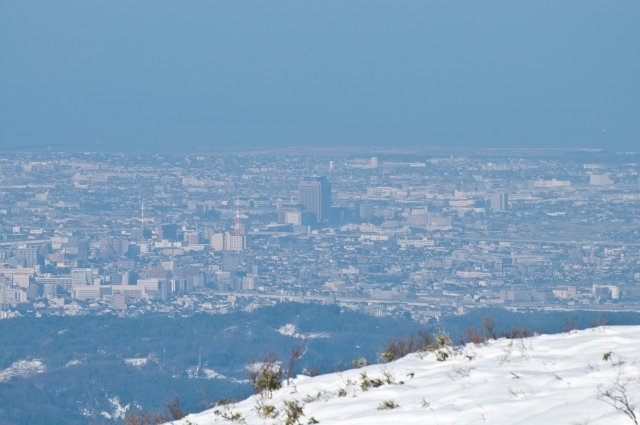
[170,326,640,425]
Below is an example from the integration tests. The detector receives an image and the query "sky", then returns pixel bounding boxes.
[1,1,639,153]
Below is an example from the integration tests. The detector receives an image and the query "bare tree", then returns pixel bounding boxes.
[564,315,579,333]
[286,343,306,385]
[483,317,497,340]
[464,325,487,345]
[166,395,188,421]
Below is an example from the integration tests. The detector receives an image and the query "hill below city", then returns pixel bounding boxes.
[171,325,640,425]
[2,305,640,424]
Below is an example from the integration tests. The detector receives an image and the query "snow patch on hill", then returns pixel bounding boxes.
[185,366,229,380]
[0,359,45,382]
[203,368,226,379]
[101,396,130,420]
[169,326,640,425]
[276,324,329,340]
[124,357,149,367]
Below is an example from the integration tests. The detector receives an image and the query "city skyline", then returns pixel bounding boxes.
[1,149,639,321]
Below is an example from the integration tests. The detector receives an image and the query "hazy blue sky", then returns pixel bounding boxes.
[1,1,639,153]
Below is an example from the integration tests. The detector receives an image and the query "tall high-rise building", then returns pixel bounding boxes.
[222,253,239,272]
[184,231,200,246]
[298,176,331,222]
[71,268,98,286]
[489,192,509,212]
[210,232,245,251]
[278,204,303,223]
[359,203,376,219]
[225,234,246,251]
[590,173,613,186]
[16,247,38,267]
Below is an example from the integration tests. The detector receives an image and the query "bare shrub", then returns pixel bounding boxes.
[597,371,639,425]
[543,362,563,381]
[500,324,530,340]
[498,341,513,365]
[124,410,167,425]
[303,367,320,377]
[380,328,463,363]
[461,316,534,347]
[381,331,433,362]
[122,394,188,424]
[597,314,609,329]
[448,365,472,381]
[461,316,499,346]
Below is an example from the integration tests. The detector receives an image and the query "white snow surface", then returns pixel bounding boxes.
[170,326,640,425]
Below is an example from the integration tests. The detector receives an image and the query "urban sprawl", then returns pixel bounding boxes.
[1,150,640,321]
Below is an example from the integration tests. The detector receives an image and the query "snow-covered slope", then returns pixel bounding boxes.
[171,326,640,425]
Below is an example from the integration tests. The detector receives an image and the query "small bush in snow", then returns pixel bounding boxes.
[283,399,305,425]
[360,372,384,391]
[376,400,399,410]
[248,353,283,399]
[352,357,368,368]
[255,401,278,419]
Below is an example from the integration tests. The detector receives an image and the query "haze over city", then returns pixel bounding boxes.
[1,1,639,153]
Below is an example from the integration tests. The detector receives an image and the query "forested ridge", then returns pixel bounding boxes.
[1,304,640,425]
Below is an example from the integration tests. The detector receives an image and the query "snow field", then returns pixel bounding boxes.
[171,326,640,425]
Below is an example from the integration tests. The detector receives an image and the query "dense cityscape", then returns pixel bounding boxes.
[1,148,640,322]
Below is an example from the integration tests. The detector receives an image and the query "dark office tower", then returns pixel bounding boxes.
[298,176,331,222]
[158,224,178,241]
[77,240,89,262]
